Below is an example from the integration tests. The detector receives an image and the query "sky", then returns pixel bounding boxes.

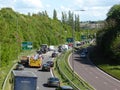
[0,0,120,21]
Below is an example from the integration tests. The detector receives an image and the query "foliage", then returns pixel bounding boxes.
[96,4,120,64]
[61,11,81,32]
[107,4,120,24]
[53,9,58,20]
[0,7,73,68]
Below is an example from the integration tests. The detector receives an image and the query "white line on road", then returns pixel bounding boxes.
[51,68,54,77]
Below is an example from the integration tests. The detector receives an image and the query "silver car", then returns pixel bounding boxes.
[15,64,24,70]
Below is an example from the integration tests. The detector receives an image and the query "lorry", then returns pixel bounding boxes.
[20,55,43,68]
[29,57,42,68]
[29,55,43,68]
[10,70,37,90]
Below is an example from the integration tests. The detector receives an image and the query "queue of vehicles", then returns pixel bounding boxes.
[12,44,74,90]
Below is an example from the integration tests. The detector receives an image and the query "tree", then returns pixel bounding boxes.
[106,4,120,24]
[75,14,80,31]
[53,9,58,20]
[68,11,74,27]
[61,11,67,24]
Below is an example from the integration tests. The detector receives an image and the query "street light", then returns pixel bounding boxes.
[72,9,85,78]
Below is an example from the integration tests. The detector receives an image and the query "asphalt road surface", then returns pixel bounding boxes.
[24,51,56,90]
[69,49,120,90]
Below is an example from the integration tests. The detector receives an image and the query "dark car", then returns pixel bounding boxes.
[47,77,60,87]
[80,52,86,58]
[51,52,58,57]
[58,46,63,52]
[15,64,24,70]
[83,48,88,53]
[46,61,54,67]
[56,85,73,90]
[40,44,48,53]
[42,63,50,71]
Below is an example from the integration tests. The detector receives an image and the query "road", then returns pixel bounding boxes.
[69,48,120,90]
[24,51,56,90]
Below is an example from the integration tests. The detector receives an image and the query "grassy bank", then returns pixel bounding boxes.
[89,46,120,80]
[0,50,36,90]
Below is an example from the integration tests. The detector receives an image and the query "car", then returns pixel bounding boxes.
[42,63,50,71]
[80,52,86,58]
[58,46,63,52]
[15,64,24,70]
[46,61,54,67]
[56,85,73,90]
[51,52,58,57]
[40,44,48,53]
[83,48,88,53]
[47,77,60,87]
[36,50,42,54]
[49,45,55,51]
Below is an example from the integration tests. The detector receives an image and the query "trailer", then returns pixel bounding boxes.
[10,70,37,90]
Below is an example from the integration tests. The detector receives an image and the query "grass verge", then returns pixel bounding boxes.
[53,50,94,90]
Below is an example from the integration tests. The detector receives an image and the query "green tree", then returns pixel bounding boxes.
[107,4,120,25]
[68,11,74,27]
[96,4,120,64]
[53,9,58,20]
[61,11,67,24]
[75,14,80,31]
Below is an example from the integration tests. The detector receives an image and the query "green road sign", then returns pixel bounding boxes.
[66,38,74,43]
[22,41,32,50]
[81,35,86,40]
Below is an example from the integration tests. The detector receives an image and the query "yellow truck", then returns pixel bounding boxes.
[29,56,42,68]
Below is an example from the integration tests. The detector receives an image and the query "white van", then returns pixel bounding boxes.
[62,45,68,50]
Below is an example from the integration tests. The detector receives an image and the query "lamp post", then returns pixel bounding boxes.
[72,9,85,78]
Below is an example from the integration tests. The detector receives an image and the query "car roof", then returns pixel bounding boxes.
[48,77,59,80]
[43,63,49,65]
[47,61,53,63]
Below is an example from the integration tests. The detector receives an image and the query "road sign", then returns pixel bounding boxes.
[81,35,86,40]
[66,38,74,43]
[22,41,33,50]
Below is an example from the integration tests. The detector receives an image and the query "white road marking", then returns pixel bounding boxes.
[103,82,107,85]
[95,76,98,79]
[50,68,54,77]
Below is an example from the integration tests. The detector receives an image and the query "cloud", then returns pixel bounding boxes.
[60,6,71,11]
[46,4,51,8]
[14,0,43,9]
[10,0,43,14]
[0,0,16,8]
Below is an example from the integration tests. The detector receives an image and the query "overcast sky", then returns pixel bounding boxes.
[0,0,120,21]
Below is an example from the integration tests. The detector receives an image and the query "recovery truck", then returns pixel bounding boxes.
[29,54,43,68]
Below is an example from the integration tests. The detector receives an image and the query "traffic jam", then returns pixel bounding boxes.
[11,44,75,90]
